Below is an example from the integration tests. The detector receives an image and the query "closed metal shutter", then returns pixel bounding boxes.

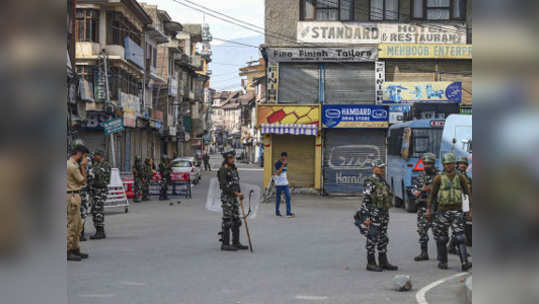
[278,63,320,104]
[78,129,106,154]
[323,129,386,195]
[272,135,315,188]
[324,63,375,104]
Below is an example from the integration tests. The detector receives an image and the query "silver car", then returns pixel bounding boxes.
[171,158,201,184]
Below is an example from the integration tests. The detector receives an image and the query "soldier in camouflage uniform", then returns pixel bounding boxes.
[89,150,111,240]
[132,157,144,202]
[79,153,93,242]
[448,156,472,255]
[158,155,172,200]
[427,153,472,271]
[411,153,438,261]
[142,158,152,201]
[355,160,398,272]
[217,151,248,251]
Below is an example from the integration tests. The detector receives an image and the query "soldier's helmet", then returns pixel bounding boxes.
[222,150,236,159]
[372,160,386,168]
[94,150,105,157]
[442,153,457,164]
[457,156,469,165]
[422,153,436,164]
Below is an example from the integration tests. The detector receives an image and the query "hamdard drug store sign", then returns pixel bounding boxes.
[297,22,466,44]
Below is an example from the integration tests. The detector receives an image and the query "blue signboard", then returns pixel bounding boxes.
[124,37,144,69]
[322,105,389,128]
[103,118,124,136]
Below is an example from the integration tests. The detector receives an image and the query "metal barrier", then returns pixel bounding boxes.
[121,171,192,200]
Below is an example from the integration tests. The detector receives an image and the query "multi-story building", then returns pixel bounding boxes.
[262,0,472,194]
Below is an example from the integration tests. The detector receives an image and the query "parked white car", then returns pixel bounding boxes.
[171,158,201,184]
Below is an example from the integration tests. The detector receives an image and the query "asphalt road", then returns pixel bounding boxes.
[68,155,470,304]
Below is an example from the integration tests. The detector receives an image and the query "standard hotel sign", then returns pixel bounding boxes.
[379,44,472,59]
[297,22,466,44]
[266,47,377,62]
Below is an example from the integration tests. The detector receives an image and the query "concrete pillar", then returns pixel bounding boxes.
[314,134,322,190]
[263,134,272,188]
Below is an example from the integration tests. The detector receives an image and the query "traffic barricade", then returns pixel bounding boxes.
[105,168,129,213]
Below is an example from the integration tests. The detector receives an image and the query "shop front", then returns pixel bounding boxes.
[321,105,389,195]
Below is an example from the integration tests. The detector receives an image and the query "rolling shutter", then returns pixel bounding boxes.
[324,63,375,104]
[272,135,315,188]
[323,129,386,195]
[278,63,320,104]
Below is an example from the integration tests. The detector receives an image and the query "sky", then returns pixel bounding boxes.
[148,0,265,90]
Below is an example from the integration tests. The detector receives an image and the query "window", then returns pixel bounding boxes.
[412,0,466,20]
[75,9,99,42]
[410,128,443,158]
[301,0,354,21]
[370,0,399,20]
[388,127,404,156]
[107,12,142,46]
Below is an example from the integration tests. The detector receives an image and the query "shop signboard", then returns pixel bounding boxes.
[103,118,124,136]
[379,44,472,59]
[382,81,462,104]
[266,47,377,62]
[388,105,411,124]
[120,92,140,128]
[375,61,385,104]
[124,37,144,69]
[257,105,320,126]
[297,22,466,45]
[322,105,388,128]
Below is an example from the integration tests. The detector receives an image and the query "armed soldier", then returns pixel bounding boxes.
[132,157,144,202]
[356,160,398,272]
[79,152,93,242]
[448,156,472,255]
[142,158,153,201]
[89,150,111,240]
[158,155,172,201]
[217,151,249,251]
[426,153,472,271]
[411,153,438,261]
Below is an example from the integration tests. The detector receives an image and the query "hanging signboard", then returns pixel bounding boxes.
[322,105,388,128]
[382,81,462,104]
[124,37,144,69]
[120,92,140,128]
[297,22,466,45]
[103,118,124,136]
[266,47,377,62]
[267,62,279,103]
[379,43,472,59]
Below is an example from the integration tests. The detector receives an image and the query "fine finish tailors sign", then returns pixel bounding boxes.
[266,47,377,62]
[297,22,466,44]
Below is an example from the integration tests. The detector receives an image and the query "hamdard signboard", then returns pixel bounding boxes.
[297,22,466,45]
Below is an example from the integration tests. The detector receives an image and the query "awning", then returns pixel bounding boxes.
[260,123,318,136]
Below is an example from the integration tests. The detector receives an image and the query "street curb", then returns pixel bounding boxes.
[465,276,472,304]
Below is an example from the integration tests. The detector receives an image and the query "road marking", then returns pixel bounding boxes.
[416,272,468,304]
[295,295,329,301]
[79,294,115,298]
[119,281,146,286]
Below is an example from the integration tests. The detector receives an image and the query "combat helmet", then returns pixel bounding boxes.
[222,150,235,159]
[422,153,436,164]
[457,156,469,165]
[442,153,457,164]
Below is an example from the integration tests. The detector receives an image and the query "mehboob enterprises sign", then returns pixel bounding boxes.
[266,47,377,62]
[297,22,466,44]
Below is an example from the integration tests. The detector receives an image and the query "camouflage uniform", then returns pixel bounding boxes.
[428,153,472,271]
[159,157,172,200]
[217,152,248,251]
[79,155,92,241]
[132,157,144,202]
[90,159,111,235]
[411,157,438,261]
[142,159,152,201]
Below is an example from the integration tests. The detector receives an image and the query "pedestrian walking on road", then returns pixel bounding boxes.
[356,160,398,272]
[67,144,90,261]
[89,150,111,240]
[274,152,294,217]
[411,153,438,262]
[217,151,249,251]
[426,153,472,271]
[203,152,211,171]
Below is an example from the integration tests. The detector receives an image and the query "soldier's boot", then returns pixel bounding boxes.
[80,226,87,242]
[232,225,249,250]
[67,250,82,262]
[448,237,458,255]
[74,248,89,259]
[378,253,398,271]
[414,244,429,261]
[366,253,382,272]
[437,240,449,270]
[90,227,106,240]
[455,234,472,271]
[220,227,237,251]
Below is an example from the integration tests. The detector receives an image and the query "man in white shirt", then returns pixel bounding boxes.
[274,152,294,217]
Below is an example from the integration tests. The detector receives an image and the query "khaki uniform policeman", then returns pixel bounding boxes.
[67,145,90,261]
